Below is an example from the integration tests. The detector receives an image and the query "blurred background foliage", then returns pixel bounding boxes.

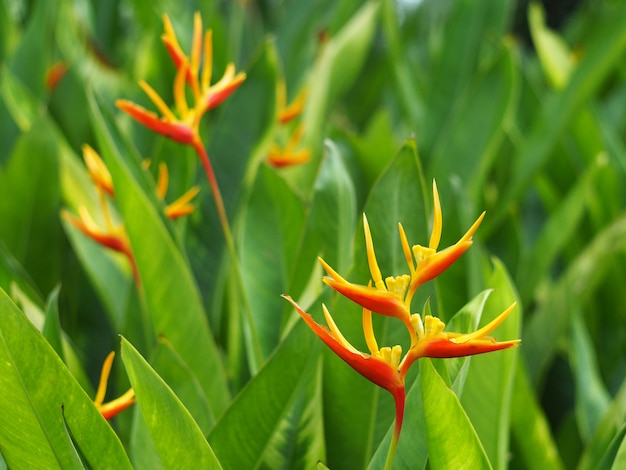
[1,0,626,468]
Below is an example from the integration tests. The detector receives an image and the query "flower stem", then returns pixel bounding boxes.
[193,139,236,256]
[384,388,405,470]
[384,427,399,470]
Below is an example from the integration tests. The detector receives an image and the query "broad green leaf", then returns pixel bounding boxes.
[460,259,520,470]
[428,42,517,203]
[570,310,611,442]
[120,337,222,469]
[42,285,64,361]
[528,2,574,89]
[294,0,380,193]
[0,239,43,307]
[129,406,163,470]
[579,377,626,470]
[494,2,626,225]
[6,0,56,98]
[10,283,92,393]
[239,163,305,358]
[420,0,515,154]
[150,337,215,433]
[88,91,231,415]
[421,358,492,470]
[208,321,319,469]
[515,160,603,301]
[368,372,428,470]
[610,430,626,470]
[0,287,132,469]
[260,359,326,469]
[351,110,400,192]
[288,141,357,302]
[0,117,62,294]
[186,39,278,363]
[510,362,565,470]
[0,66,41,154]
[524,213,626,384]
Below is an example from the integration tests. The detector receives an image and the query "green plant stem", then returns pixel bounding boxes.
[384,426,399,470]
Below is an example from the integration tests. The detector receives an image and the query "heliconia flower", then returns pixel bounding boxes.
[283,183,520,468]
[61,206,129,256]
[83,144,114,197]
[401,180,485,296]
[319,180,485,344]
[116,12,245,146]
[399,303,521,376]
[267,124,311,168]
[94,352,136,420]
[154,162,200,219]
[282,293,519,468]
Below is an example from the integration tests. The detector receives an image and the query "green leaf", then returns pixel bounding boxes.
[294,0,380,192]
[239,164,305,358]
[42,285,64,361]
[0,287,132,469]
[510,362,565,470]
[6,0,56,98]
[208,321,319,469]
[150,337,215,433]
[259,360,326,469]
[288,141,358,301]
[609,428,626,470]
[368,374,428,470]
[570,310,611,442]
[0,117,62,294]
[515,160,603,301]
[528,2,574,89]
[494,2,626,225]
[421,358,492,470]
[427,43,517,202]
[460,259,520,470]
[88,91,231,415]
[10,283,92,393]
[524,213,626,384]
[420,0,515,154]
[578,376,626,470]
[120,337,223,469]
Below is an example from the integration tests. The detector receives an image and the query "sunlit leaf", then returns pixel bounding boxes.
[0,287,132,469]
[121,337,222,469]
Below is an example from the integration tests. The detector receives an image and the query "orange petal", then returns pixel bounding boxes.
[116,100,196,145]
[410,240,473,290]
[202,71,246,111]
[100,389,136,420]
[267,149,311,168]
[323,277,410,319]
[418,337,520,358]
[282,295,404,394]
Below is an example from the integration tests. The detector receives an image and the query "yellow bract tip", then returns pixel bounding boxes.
[363,214,384,290]
[429,180,442,250]
[94,351,116,406]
